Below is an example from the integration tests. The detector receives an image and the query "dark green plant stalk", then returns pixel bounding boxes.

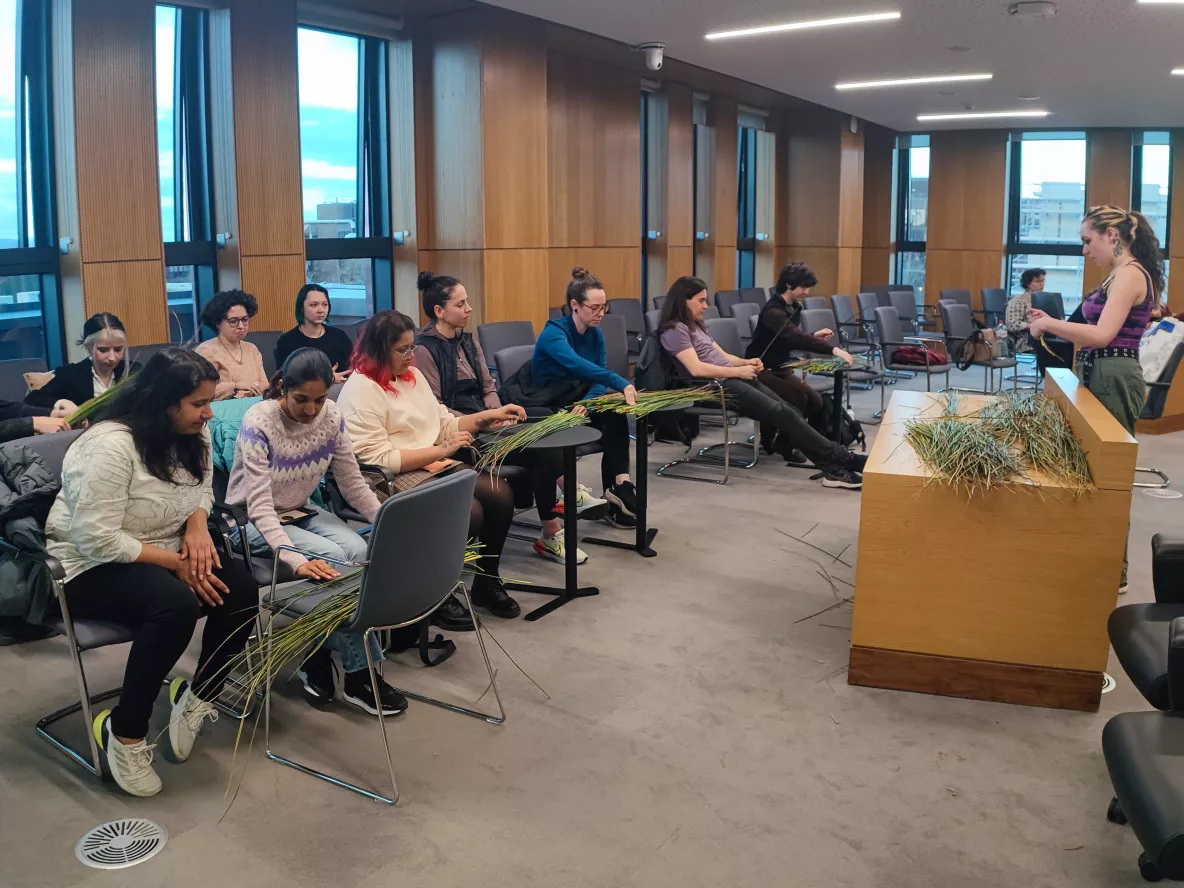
[578,386,714,417]
[475,410,589,474]
[66,375,131,428]
[781,357,873,374]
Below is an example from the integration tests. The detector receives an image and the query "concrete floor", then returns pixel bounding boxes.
[2,364,1181,888]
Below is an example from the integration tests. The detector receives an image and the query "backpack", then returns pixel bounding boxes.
[818,393,866,450]
[892,344,948,367]
[634,330,677,392]
[497,359,589,409]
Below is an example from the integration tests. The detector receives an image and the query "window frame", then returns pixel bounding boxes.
[736,125,757,288]
[893,142,927,289]
[1130,131,1172,254]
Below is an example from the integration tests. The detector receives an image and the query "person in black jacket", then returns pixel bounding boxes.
[273,284,353,382]
[24,313,140,411]
[746,263,853,454]
[0,400,70,443]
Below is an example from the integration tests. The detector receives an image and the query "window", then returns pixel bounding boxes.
[893,135,928,296]
[155,4,217,343]
[640,91,648,307]
[298,25,392,320]
[1007,132,1087,311]
[736,126,757,288]
[0,0,63,366]
[1132,131,1171,252]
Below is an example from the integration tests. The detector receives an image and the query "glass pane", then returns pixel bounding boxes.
[0,273,46,361]
[1139,140,1171,247]
[306,258,372,327]
[1017,138,1086,245]
[896,251,926,299]
[905,147,929,242]
[1008,254,1085,314]
[0,0,19,248]
[155,5,177,242]
[165,265,198,344]
[298,28,360,240]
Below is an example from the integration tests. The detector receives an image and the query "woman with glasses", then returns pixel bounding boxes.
[196,290,269,400]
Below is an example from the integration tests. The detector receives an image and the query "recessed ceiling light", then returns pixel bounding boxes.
[917,109,1050,121]
[836,72,991,90]
[1173,68,1184,75]
[1017,94,1041,100]
[705,11,900,41]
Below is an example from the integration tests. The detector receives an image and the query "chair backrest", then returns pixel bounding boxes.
[888,290,916,321]
[864,284,897,301]
[344,470,479,632]
[130,343,174,368]
[939,301,975,341]
[352,319,367,342]
[939,289,972,313]
[644,309,661,335]
[704,317,744,356]
[651,294,665,312]
[244,331,282,378]
[739,288,767,306]
[803,296,829,312]
[1032,291,1065,320]
[493,344,535,383]
[0,357,48,401]
[1144,342,1184,419]
[981,288,1007,326]
[831,294,857,327]
[715,290,743,317]
[731,302,760,332]
[3,428,85,480]
[702,305,720,321]
[799,308,838,347]
[328,381,344,401]
[547,306,563,322]
[748,313,759,335]
[599,313,630,380]
[608,298,644,337]
[873,306,905,365]
[857,292,880,321]
[477,321,536,373]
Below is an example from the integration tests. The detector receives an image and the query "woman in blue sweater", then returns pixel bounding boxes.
[532,267,638,528]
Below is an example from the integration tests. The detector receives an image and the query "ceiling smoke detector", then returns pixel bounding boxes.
[1009,1,1057,18]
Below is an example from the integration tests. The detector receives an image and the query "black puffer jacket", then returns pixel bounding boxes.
[0,443,62,626]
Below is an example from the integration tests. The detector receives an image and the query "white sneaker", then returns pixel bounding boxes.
[93,710,162,798]
[167,678,218,763]
[1119,584,1129,595]
[555,484,610,521]
[533,535,588,565]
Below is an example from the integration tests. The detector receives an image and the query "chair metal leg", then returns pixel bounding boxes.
[1134,467,1170,489]
[657,389,742,484]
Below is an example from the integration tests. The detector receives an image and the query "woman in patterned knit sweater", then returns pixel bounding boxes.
[225,348,406,717]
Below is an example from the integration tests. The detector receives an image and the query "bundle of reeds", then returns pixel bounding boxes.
[578,386,715,417]
[982,392,1092,491]
[66,376,131,428]
[904,413,1024,499]
[474,410,589,473]
[781,356,874,374]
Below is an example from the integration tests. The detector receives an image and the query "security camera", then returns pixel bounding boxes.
[632,42,665,72]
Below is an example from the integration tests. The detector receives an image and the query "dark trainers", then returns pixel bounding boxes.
[604,502,637,529]
[605,481,638,517]
[341,670,408,717]
[431,592,476,632]
[297,646,336,708]
[471,577,521,619]
[846,450,869,473]
[784,448,809,466]
[822,466,863,489]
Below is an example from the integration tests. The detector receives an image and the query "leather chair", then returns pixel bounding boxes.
[831,295,874,355]
[477,321,536,378]
[715,290,743,317]
[803,296,829,312]
[702,305,720,321]
[731,303,760,349]
[981,288,1008,327]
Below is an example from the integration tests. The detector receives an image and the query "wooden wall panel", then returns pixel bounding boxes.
[484,25,548,250]
[230,0,304,259]
[547,54,641,249]
[1171,131,1184,313]
[862,125,895,289]
[925,250,1004,300]
[548,248,640,309]
[776,246,839,298]
[1084,129,1134,293]
[784,115,842,249]
[80,262,169,346]
[710,97,738,254]
[240,255,307,331]
[417,250,485,325]
[836,129,865,296]
[667,85,694,250]
[485,249,549,327]
[667,246,693,282]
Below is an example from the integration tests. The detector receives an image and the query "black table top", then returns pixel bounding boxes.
[517,425,603,451]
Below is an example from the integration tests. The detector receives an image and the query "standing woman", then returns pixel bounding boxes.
[1027,205,1162,591]
[25,313,140,411]
[273,284,353,381]
[196,289,269,400]
[45,349,258,797]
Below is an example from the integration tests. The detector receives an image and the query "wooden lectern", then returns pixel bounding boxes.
[848,369,1138,712]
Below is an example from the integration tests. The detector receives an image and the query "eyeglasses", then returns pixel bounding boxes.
[395,345,416,359]
[581,303,609,315]
[223,316,251,328]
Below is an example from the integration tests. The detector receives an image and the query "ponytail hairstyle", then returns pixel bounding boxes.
[774,262,818,295]
[566,267,604,309]
[349,310,418,394]
[417,270,463,320]
[658,276,710,333]
[1083,205,1165,299]
[265,347,334,400]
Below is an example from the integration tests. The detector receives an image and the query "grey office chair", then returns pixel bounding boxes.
[739,288,767,306]
[608,298,644,357]
[732,303,760,348]
[857,292,881,326]
[939,301,1017,392]
[704,316,746,358]
[981,288,1008,327]
[245,330,282,378]
[644,309,662,335]
[493,344,535,384]
[262,470,502,805]
[328,381,344,401]
[1032,291,1066,320]
[600,313,631,381]
[748,314,759,336]
[804,296,829,312]
[939,289,973,311]
[477,321,536,376]
[0,356,48,401]
[702,305,720,320]
[651,294,665,312]
[1134,342,1184,490]
[130,343,174,367]
[831,295,873,353]
[873,306,951,415]
[715,290,743,317]
[352,320,367,341]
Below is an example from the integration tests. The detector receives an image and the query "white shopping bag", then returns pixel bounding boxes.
[1141,318,1184,383]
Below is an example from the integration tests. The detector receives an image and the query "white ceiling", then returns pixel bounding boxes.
[478,0,1184,131]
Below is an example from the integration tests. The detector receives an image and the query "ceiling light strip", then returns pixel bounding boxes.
[917,110,1050,121]
[1172,68,1184,75]
[705,11,900,41]
[836,73,992,90]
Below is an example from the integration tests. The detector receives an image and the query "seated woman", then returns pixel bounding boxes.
[658,276,866,490]
[45,348,257,798]
[25,313,140,412]
[273,284,354,381]
[747,262,853,456]
[226,348,405,716]
[196,290,269,400]
[528,267,638,529]
[337,310,527,619]
[413,271,604,564]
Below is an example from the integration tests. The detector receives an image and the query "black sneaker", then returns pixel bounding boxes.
[341,670,408,717]
[605,481,638,517]
[471,577,521,619]
[431,592,476,632]
[604,503,637,529]
[297,646,336,707]
[822,466,863,489]
[784,448,809,466]
[846,450,869,473]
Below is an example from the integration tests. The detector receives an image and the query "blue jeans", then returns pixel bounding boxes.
[242,505,380,674]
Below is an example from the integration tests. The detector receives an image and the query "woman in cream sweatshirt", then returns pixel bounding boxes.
[336,310,526,619]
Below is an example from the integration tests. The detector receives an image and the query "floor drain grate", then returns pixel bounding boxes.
[1144,489,1183,500]
[75,818,167,869]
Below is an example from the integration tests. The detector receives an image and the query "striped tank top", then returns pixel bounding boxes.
[1079,264,1154,353]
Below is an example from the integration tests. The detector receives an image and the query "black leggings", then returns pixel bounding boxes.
[589,411,631,490]
[505,449,564,520]
[469,471,514,577]
[64,559,258,740]
[721,377,848,468]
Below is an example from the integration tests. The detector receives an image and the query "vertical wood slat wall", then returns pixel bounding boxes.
[1083,129,1134,295]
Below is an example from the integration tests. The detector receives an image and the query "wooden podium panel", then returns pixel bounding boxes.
[848,369,1137,711]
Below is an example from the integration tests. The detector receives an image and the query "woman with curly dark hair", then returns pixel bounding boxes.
[195,289,268,400]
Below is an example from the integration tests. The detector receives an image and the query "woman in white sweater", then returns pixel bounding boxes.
[46,349,257,798]
[337,310,526,619]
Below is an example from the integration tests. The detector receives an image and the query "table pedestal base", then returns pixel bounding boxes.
[505,582,600,622]
[583,527,658,558]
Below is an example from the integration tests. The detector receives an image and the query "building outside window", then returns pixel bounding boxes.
[893,135,928,296]
[1132,131,1171,301]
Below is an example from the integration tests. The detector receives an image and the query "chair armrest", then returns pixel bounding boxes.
[207,509,235,540]
[1147,380,1171,391]
[211,501,246,528]
[0,537,65,581]
[1153,534,1184,604]
[1169,616,1184,711]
